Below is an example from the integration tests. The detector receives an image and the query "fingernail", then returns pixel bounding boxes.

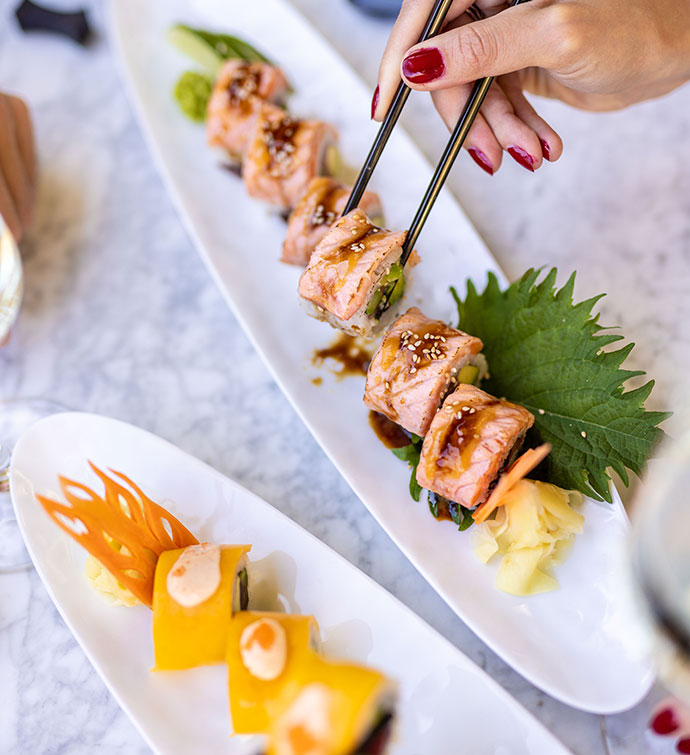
[540,138,551,160]
[371,85,379,120]
[651,707,680,735]
[507,145,536,172]
[677,739,690,754]
[468,148,494,176]
[402,47,445,83]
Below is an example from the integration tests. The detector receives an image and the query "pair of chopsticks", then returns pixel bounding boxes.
[344,0,529,276]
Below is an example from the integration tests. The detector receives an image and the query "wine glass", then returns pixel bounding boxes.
[603,418,690,752]
[0,215,65,572]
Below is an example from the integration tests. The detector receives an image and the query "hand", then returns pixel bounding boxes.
[373,0,690,174]
[0,93,36,241]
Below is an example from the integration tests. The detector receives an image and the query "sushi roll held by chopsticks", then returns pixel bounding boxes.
[207,60,289,162]
[364,307,485,437]
[298,208,417,338]
[416,384,534,511]
[282,177,383,267]
[243,104,339,210]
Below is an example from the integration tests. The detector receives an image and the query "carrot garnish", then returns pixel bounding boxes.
[472,444,552,524]
[36,462,198,607]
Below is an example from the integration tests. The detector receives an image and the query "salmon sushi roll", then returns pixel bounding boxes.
[416,384,534,509]
[364,308,484,437]
[243,104,339,210]
[298,208,414,337]
[281,177,383,267]
[206,60,289,160]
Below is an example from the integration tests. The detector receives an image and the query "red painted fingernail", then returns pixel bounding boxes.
[507,145,536,172]
[402,47,445,83]
[540,138,551,160]
[371,85,379,120]
[468,148,494,176]
[651,707,680,735]
[677,739,690,754]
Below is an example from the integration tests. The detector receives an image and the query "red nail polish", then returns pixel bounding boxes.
[402,47,445,83]
[507,145,536,172]
[371,85,379,120]
[468,148,493,176]
[651,707,680,735]
[677,739,690,754]
[540,138,551,160]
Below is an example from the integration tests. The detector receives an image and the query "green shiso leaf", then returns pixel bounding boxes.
[452,268,670,502]
[392,435,423,503]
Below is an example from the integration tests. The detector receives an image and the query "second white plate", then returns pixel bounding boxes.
[11,412,569,754]
[109,0,653,712]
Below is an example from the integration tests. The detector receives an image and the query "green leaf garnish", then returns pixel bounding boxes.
[453,268,670,502]
[169,24,271,73]
[392,434,423,502]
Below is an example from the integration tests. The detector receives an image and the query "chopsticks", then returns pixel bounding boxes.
[342,0,455,216]
[399,0,529,266]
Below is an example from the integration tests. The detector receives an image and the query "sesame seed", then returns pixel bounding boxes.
[581,431,587,438]
[384,381,391,390]
[538,408,545,415]
[409,367,417,374]
[424,333,430,339]
[414,340,422,347]
[407,345,416,352]
[473,433,479,439]
[462,406,470,411]
[469,408,476,414]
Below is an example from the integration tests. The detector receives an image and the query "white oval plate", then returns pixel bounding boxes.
[11,412,568,754]
[108,0,653,712]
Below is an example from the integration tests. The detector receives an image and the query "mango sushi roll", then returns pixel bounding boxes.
[152,543,251,670]
[226,611,320,734]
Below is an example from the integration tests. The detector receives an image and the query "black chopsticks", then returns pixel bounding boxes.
[342,0,455,215]
[400,0,529,265]
[345,0,530,275]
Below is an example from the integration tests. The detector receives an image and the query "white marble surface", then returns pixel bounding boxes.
[1,0,689,753]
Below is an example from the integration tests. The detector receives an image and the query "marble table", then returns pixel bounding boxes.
[1,0,689,752]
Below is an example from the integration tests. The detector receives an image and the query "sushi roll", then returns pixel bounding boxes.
[243,104,339,210]
[267,657,396,755]
[364,307,484,437]
[152,543,251,670]
[282,177,383,267]
[416,384,534,509]
[206,60,289,160]
[226,611,321,734]
[298,208,414,338]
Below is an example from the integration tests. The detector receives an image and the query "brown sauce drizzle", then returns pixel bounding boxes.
[264,114,298,176]
[309,182,341,228]
[311,333,372,379]
[435,400,499,475]
[368,411,410,449]
[227,63,261,113]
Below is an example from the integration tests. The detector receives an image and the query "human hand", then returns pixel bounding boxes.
[373,0,690,174]
[0,93,36,241]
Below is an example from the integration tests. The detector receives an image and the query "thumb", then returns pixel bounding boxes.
[401,3,553,89]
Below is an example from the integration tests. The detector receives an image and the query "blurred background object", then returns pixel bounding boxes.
[348,0,400,19]
[14,0,91,45]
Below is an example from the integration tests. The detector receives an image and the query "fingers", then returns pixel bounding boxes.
[430,75,562,175]
[0,93,35,241]
[373,0,473,121]
[432,87,503,174]
[400,2,552,91]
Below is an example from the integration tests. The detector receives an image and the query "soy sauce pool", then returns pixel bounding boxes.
[368,411,410,449]
[311,334,372,379]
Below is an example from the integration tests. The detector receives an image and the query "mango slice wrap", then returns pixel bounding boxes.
[36,462,198,607]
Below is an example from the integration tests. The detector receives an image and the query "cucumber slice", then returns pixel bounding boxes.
[365,287,383,316]
[169,24,271,73]
[168,25,225,73]
[456,364,479,385]
[386,274,406,307]
[365,264,405,317]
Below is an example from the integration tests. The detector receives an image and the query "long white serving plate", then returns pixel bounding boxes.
[108,0,652,713]
[11,412,570,754]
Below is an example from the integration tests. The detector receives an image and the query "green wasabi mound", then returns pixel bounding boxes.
[174,71,213,123]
